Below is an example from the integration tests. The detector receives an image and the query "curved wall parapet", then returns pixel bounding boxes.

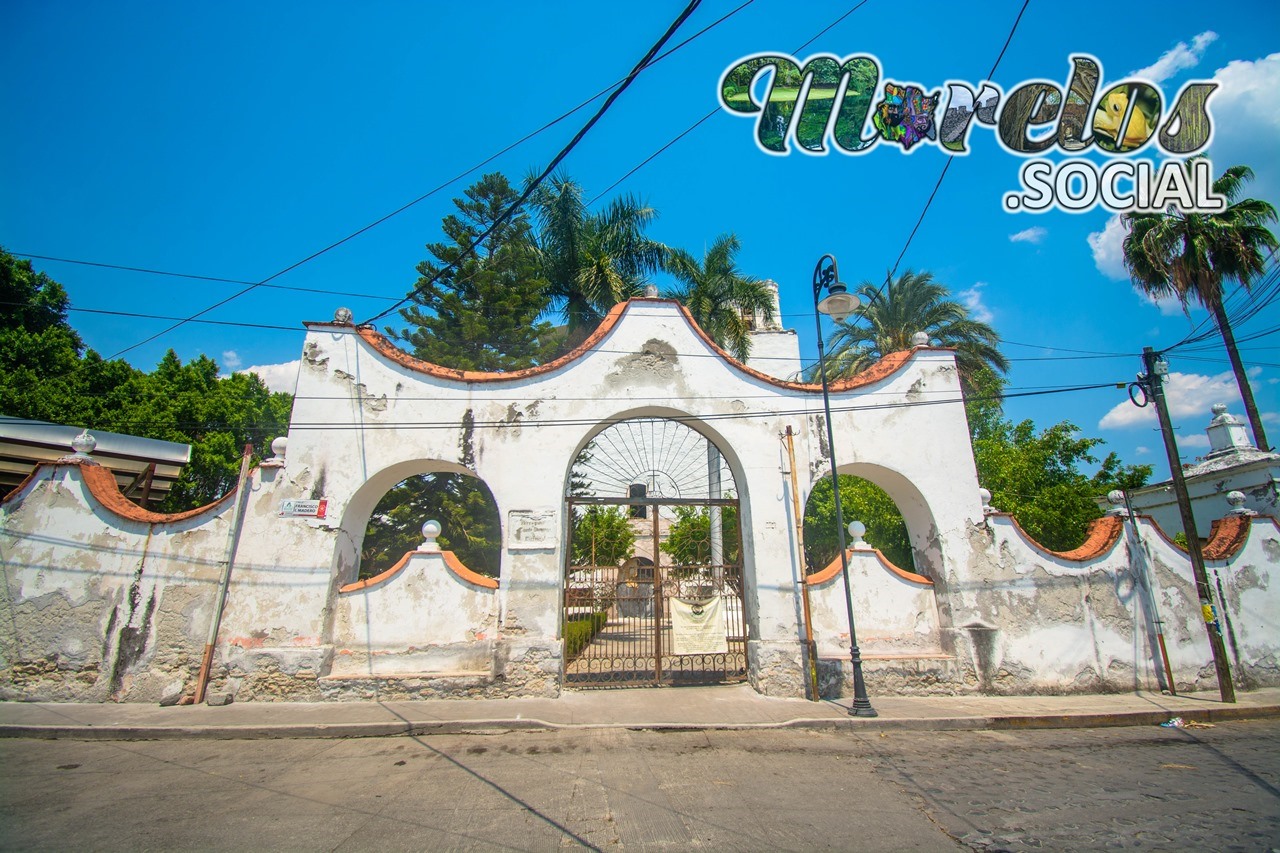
[993,514,1125,563]
[3,459,240,525]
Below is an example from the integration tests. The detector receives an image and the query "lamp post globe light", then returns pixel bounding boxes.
[812,254,877,717]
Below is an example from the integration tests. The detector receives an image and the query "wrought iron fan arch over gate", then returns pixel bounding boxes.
[564,417,748,687]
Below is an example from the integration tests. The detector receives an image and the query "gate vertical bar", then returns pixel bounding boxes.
[652,507,663,685]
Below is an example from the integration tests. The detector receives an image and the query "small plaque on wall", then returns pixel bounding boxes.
[508,509,557,549]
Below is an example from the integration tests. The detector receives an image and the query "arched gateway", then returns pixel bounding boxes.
[10,295,1272,703]
[11,294,1082,705]
[564,416,747,686]
[274,296,982,697]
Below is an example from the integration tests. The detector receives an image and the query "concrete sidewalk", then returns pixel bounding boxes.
[3,684,1279,740]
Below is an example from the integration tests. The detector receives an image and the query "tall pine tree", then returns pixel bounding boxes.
[393,172,557,370]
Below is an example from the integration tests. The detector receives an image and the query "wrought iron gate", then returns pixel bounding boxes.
[563,496,748,687]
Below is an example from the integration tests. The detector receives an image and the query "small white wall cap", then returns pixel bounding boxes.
[60,429,100,465]
[1226,491,1256,515]
[979,487,997,515]
[418,519,443,552]
[848,520,871,550]
[261,436,288,468]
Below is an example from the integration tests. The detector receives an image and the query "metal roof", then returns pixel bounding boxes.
[1,416,192,503]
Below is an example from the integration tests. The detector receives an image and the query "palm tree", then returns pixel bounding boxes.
[1122,162,1278,451]
[663,233,774,361]
[818,270,1009,389]
[529,173,668,346]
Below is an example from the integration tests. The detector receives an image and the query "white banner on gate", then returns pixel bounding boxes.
[669,594,728,656]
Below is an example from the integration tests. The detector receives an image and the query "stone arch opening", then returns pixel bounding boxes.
[332,459,502,584]
[561,411,750,687]
[803,475,915,573]
[803,462,941,577]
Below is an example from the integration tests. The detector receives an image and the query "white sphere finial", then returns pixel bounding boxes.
[644,284,659,298]
[910,331,929,347]
[978,487,997,515]
[261,436,288,468]
[1106,489,1127,516]
[58,429,101,466]
[418,520,442,552]
[1211,403,1228,417]
[1226,491,1254,516]
[848,520,870,550]
[334,307,354,325]
[71,429,96,457]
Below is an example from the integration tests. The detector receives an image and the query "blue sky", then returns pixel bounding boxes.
[3,1,1278,480]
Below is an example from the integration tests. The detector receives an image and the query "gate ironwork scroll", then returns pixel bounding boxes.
[563,495,747,687]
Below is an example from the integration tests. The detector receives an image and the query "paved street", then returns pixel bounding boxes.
[2,721,1278,851]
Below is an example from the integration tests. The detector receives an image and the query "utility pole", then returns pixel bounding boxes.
[1137,347,1235,703]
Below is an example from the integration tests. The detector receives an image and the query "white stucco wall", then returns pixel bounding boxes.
[5,297,1277,703]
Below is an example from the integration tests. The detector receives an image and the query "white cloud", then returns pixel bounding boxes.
[1008,226,1047,244]
[956,282,994,323]
[1098,367,1260,429]
[1206,52,1280,211]
[1135,446,1151,455]
[1180,434,1211,449]
[1087,214,1129,280]
[1087,214,1187,314]
[1128,31,1218,82]
[238,360,300,394]
[221,349,242,370]
[1264,411,1280,423]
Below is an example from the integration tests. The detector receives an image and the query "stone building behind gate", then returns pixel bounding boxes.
[2,297,1278,703]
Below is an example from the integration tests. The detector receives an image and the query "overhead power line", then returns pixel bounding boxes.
[1,380,1125,435]
[589,0,873,204]
[19,0,751,353]
[842,0,1030,324]
[360,0,706,326]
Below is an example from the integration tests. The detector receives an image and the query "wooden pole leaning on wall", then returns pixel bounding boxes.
[193,443,254,706]
[785,426,821,701]
[1140,348,1234,703]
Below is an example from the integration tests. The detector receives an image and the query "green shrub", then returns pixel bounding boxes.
[565,611,608,659]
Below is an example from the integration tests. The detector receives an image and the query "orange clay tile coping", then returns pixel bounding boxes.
[806,547,933,586]
[338,549,499,594]
[993,513,1124,562]
[1202,515,1255,561]
[2,459,239,523]
[308,298,946,393]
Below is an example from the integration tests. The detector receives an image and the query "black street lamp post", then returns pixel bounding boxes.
[812,253,877,717]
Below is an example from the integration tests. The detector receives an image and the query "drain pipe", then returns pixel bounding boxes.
[785,427,821,701]
[194,443,254,705]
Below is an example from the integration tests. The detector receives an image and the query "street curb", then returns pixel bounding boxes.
[2,704,1277,740]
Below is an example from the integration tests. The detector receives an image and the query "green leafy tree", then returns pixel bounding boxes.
[663,504,741,566]
[530,173,668,346]
[360,473,502,579]
[394,172,557,371]
[818,270,1009,392]
[803,476,913,573]
[973,418,1150,550]
[1,248,292,511]
[664,233,773,360]
[570,507,635,567]
[1122,162,1278,450]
